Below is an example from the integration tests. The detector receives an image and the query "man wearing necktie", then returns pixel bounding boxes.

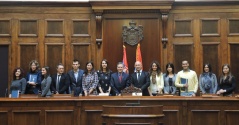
[119,73,122,83]
[51,63,70,94]
[129,61,150,96]
[137,71,141,83]
[110,62,130,96]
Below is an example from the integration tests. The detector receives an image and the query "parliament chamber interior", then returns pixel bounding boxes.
[1,0,239,125]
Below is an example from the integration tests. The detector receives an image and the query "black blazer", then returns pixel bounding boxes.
[110,72,130,96]
[51,73,70,94]
[67,69,84,95]
[130,71,150,96]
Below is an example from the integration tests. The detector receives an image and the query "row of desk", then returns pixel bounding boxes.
[0,95,239,125]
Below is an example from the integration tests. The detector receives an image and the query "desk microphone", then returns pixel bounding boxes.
[5,88,8,97]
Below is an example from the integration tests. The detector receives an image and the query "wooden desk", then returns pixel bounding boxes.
[0,96,239,125]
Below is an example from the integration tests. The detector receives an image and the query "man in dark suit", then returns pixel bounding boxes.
[67,59,84,96]
[110,62,130,96]
[129,61,150,96]
[51,63,70,94]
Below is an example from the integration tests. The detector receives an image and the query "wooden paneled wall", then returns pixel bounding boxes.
[0,6,96,86]
[1,2,239,95]
[102,11,162,73]
[168,5,239,93]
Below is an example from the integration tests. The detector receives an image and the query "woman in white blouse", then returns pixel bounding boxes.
[148,61,164,96]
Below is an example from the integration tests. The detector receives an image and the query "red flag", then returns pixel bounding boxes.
[136,43,143,69]
[123,45,129,74]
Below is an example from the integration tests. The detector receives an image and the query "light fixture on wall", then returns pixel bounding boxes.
[162,38,168,48]
[96,39,102,47]
[160,10,169,48]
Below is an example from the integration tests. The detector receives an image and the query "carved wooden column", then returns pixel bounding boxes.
[160,9,169,48]
[95,9,103,48]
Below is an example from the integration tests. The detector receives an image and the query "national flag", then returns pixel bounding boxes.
[123,45,129,74]
[136,43,143,70]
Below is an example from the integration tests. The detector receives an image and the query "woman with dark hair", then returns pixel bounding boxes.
[10,67,27,94]
[25,60,41,94]
[163,63,177,94]
[216,64,236,96]
[40,66,52,97]
[97,59,112,94]
[148,61,164,96]
[82,61,99,96]
[199,63,218,94]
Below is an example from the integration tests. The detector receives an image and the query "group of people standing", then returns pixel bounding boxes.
[175,61,236,96]
[10,59,236,97]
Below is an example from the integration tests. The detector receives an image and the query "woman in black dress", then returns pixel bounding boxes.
[217,64,236,96]
[97,59,112,95]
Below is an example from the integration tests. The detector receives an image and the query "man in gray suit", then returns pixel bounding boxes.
[67,59,84,96]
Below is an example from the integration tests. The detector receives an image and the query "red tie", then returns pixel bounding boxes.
[119,74,122,83]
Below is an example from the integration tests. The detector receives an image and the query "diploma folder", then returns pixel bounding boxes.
[29,74,37,83]
[180,78,188,92]
[181,78,187,84]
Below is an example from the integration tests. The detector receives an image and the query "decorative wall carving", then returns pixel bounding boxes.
[122,21,144,46]
[94,9,103,47]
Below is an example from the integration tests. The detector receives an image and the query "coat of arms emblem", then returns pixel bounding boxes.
[122,21,144,46]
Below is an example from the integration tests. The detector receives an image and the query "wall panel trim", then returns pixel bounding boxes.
[201,42,220,45]
[45,43,65,45]
[71,43,90,45]
[18,43,38,45]
[172,42,193,45]
[12,110,41,113]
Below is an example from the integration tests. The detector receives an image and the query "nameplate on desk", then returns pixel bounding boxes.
[163,94,174,97]
[98,93,109,96]
[11,90,19,98]
[132,92,142,96]
[202,94,220,98]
